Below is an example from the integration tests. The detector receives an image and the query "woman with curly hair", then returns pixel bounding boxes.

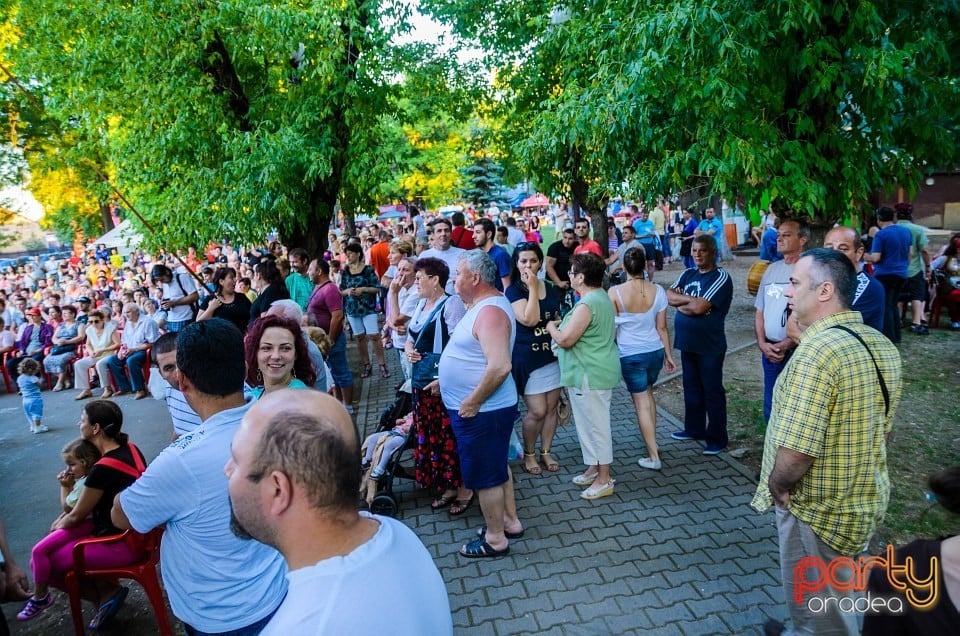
[244,314,316,399]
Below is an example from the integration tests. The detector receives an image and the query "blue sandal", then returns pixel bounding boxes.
[460,537,510,558]
[88,586,128,630]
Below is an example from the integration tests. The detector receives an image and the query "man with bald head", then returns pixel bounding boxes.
[823,226,885,332]
[227,389,452,635]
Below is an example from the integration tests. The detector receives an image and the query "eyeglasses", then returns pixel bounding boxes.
[89,320,101,324]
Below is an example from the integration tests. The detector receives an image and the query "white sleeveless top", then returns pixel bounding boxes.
[613,284,667,357]
[86,323,117,359]
[438,294,517,412]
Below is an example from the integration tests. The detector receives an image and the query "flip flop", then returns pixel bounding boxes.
[460,537,510,558]
[88,586,128,630]
[430,493,456,510]
[448,492,475,516]
[477,525,525,540]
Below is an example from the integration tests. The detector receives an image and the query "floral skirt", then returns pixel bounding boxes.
[412,388,462,496]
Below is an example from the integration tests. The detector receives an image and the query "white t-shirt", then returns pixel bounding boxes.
[754,259,795,342]
[260,513,452,636]
[391,285,421,349]
[161,272,198,323]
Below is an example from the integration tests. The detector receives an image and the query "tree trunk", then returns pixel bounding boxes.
[99,200,114,232]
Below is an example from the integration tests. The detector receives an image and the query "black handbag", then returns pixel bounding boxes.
[50,344,77,355]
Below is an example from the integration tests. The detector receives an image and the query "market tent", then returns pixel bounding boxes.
[95,220,143,255]
[378,210,406,220]
[438,205,462,215]
[520,193,550,209]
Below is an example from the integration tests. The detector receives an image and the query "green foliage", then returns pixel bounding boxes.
[460,155,505,206]
[425,0,960,222]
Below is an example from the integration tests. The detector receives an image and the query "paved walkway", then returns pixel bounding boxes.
[357,348,784,635]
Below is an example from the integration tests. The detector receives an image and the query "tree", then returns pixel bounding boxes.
[424,0,960,230]
[460,155,505,207]
[7,0,419,256]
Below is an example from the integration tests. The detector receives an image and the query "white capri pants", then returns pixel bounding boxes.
[567,377,613,466]
[346,313,379,336]
[73,356,112,391]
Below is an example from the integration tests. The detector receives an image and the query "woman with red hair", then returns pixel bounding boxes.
[244,314,316,399]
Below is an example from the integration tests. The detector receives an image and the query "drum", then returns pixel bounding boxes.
[747,260,770,296]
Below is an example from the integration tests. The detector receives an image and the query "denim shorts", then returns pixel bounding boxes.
[620,349,664,393]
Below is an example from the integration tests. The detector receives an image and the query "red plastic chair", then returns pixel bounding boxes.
[63,527,172,636]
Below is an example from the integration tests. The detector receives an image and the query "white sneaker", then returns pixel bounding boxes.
[638,457,662,470]
[34,425,50,434]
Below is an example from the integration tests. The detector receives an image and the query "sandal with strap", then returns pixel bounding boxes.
[448,491,475,516]
[540,448,560,472]
[380,363,391,378]
[359,363,372,379]
[522,449,541,475]
[460,537,510,558]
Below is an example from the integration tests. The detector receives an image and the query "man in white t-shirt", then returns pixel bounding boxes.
[419,218,465,294]
[227,389,452,635]
[149,264,199,332]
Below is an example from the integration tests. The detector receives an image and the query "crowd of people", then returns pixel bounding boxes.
[0,200,957,634]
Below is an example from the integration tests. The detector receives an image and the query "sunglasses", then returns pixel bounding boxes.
[89,320,101,324]
[516,241,539,252]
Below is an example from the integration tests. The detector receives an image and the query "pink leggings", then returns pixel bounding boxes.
[30,520,141,590]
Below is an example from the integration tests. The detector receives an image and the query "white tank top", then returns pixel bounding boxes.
[613,284,667,356]
[439,294,517,412]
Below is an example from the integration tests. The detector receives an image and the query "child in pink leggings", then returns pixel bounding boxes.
[17,439,100,621]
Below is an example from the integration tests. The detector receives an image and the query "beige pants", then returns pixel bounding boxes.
[567,378,613,466]
[73,356,112,391]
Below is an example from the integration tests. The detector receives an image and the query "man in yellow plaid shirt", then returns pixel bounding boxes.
[752,249,902,635]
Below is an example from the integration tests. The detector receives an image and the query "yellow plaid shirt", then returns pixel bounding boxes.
[751,311,902,554]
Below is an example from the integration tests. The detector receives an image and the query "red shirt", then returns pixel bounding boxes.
[574,239,603,257]
[451,226,476,250]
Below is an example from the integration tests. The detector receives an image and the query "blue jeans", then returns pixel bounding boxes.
[761,351,791,422]
[326,333,354,388]
[182,607,277,636]
[680,350,728,449]
[659,234,672,258]
[105,350,148,392]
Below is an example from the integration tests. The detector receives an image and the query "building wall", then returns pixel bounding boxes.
[878,173,960,229]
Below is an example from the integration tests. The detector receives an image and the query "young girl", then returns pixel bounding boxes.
[17,439,102,621]
[362,412,413,480]
[17,357,48,434]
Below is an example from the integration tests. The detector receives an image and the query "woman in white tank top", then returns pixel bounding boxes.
[608,247,676,470]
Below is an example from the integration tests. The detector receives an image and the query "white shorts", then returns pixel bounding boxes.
[346,313,380,336]
[524,361,562,395]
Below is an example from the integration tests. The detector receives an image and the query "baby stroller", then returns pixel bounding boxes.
[361,379,415,517]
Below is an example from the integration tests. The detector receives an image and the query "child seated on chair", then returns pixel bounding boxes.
[17,439,101,621]
[362,412,413,480]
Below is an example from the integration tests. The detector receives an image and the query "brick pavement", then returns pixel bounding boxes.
[355,344,784,635]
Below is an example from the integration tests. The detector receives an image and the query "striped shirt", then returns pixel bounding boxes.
[751,311,902,554]
[164,386,202,437]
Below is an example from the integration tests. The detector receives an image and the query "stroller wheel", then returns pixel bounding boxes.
[370,494,398,517]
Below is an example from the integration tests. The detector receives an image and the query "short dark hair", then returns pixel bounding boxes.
[343,242,363,256]
[692,234,718,255]
[505,217,517,228]
[151,331,179,364]
[414,257,450,289]
[288,247,308,262]
[622,246,647,277]
[569,253,606,287]
[496,226,509,238]
[311,258,330,276]
[249,409,360,511]
[150,264,173,281]
[877,206,895,223]
[474,218,496,239]
[451,212,466,226]
[803,248,857,309]
[243,314,316,388]
[430,217,452,232]
[177,318,246,397]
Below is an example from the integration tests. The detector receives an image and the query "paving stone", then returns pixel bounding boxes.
[646,603,695,625]
[652,582,702,605]
[493,615,540,634]
[679,614,733,635]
